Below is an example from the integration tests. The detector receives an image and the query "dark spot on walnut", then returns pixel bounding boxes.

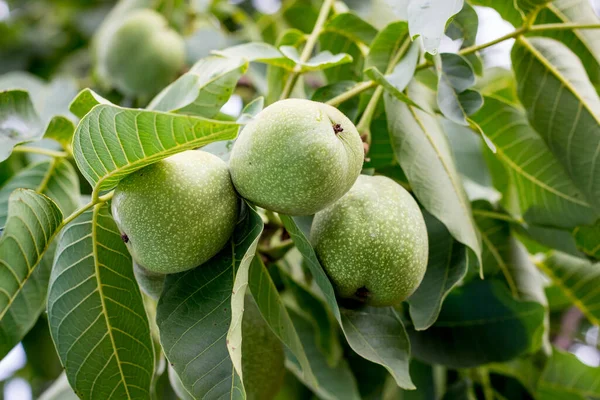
[121,233,129,243]
[355,286,370,300]
[332,123,343,134]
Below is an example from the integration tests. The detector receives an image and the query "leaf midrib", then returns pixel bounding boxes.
[91,204,131,399]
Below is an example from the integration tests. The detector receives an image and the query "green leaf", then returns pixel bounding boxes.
[266,29,305,104]
[237,96,264,123]
[0,90,43,162]
[471,96,597,228]
[534,251,600,326]
[446,2,478,47]
[156,206,265,399]
[365,21,409,73]
[69,89,111,119]
[407,0,463,54]
[213,43,295,69]
[0,190,62,326]
[311,81,360,121]
[227,205,264,381]
[277,263,342,367]
[475,67,518,105]
[280,215,415,389]
[0,158,80,227]
[286,307,361,400]
[512,37,600,213]
[573,220,600,260]
[534,0,600,92]
[365,67,424,110]
[384,81,482,270]
[43,116,76,152]
[409,280,546,368]
[408,211,470,330]
[537,348,600,400]
[148,56,248,117]
[73,104,239,192]
[47,203,154,399]
[319,13,377,82]
[469,0,550,26]
[436,53,483,125]
[248,258,317,386]
[322,12,378,46]
[279,46,353,72]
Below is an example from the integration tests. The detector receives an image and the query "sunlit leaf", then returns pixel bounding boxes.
[73,104,239,192]
[512,37,600,213]
[407,0,463,54]
[537,348,600,400]
[471,96,597,228]
[69,89,112,119]
[384,81,482,269]
[148,56,248,117]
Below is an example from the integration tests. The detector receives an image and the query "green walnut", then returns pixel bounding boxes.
[229,99,364,216]
[311,175,428,306]
[102,9,185,98]
[111,150,238,274]
[242,295,285,400]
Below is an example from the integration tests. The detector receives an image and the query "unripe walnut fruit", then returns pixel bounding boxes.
[111,151,239,274]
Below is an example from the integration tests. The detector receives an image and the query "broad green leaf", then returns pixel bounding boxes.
[286,307,361,400]
[407,0,463,54]
[475,67,518,105]
[446,2,478,47]
[0,158,79,357]
[69,89,112,119]
[534,251,600,326]
[469,0,551,26]
[213,43,295,69]
[537,348,600,400]
[0,158,80,227]
[73,104,239,192]
[39,373,79,400]
[227,205,264,380]
[43,116,76,152]
[0,241,55,359]
[0,189,62,323]
[365,67,424,110]
[471,96,597,228]
[312,81,360,121]
[237,97,264,123]
[280,215,415,389]
[366,106,396,169]
[533,0,600,92]
[156,207,265,399]
[384,81,482,269]
[0,72,78,124]
[436,53,483,125]
[319,13,377,82]
[47,203,154,399]
[266,29,305,104]
[573,220,600,260]
[0,90,42,162]
[148,56,248,117]
[408,211,469,330]
[279,46,353,72]
[409,280,545,368]
[512,37,600,212]
[365,21,409,73]
[248,258,317,385]
[322,12,378,46]
[277,263,342,367]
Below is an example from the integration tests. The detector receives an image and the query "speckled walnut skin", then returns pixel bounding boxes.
[111,150,239,274]
[229,98,364,216]
[311,175,429,307]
